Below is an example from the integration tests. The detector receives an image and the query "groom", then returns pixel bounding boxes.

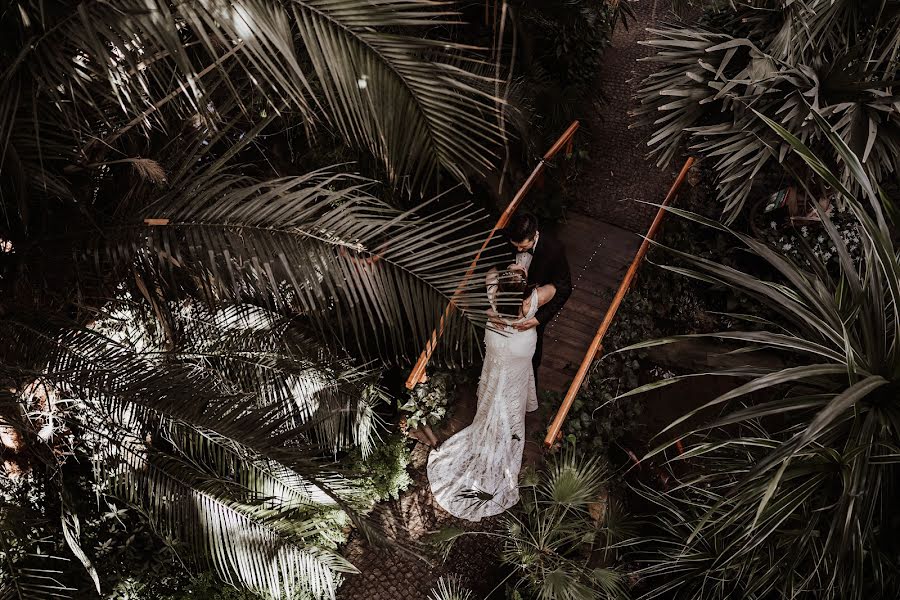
[503,212,572,385]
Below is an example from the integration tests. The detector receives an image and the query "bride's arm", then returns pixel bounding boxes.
[535,284,557,308]
[520,284,556,315]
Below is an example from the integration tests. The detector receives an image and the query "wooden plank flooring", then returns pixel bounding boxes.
[537,211,642,395]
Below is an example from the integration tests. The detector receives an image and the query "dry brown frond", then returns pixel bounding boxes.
[131,158,167,184]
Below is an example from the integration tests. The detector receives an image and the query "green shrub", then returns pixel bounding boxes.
[400,370,472,431]
[348,433,414,506]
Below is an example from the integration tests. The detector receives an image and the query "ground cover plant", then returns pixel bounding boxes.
[431,446,637,600]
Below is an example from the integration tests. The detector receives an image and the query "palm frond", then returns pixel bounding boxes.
[165,303,387,455]
[94,166,500,366]
[91,422,355,600]
[8,0,503,194]
[291,0,503,191]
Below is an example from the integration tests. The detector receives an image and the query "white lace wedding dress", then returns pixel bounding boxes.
[426,284,539,521]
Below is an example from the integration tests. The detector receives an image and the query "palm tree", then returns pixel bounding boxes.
[633,0,900,221]
[1,1,510,597]
[620,115,900,599]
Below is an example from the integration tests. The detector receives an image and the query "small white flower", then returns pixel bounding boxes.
[782,243,793,251]
[770,221,778,230]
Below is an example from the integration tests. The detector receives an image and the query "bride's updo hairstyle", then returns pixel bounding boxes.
[495,269,528,318]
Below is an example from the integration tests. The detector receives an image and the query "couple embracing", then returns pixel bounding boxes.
[427,212,572,521]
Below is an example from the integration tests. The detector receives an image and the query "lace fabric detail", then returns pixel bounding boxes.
[427,309,538,521]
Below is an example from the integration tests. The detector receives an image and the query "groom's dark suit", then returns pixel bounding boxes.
[507,231,572,375]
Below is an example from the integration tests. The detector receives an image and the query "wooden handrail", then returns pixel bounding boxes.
[543,157,696,448]
[405,121,581,390]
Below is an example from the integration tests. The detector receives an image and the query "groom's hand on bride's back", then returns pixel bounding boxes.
[513,317,539,331]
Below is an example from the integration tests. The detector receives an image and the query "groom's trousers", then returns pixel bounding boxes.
[532,323,546,389]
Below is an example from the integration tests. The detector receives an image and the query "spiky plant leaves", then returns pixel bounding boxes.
[427,575,474,600]
[633,3,900,222]
[621,125,900,598]
[541,449,609,507]
[502,447,632,600]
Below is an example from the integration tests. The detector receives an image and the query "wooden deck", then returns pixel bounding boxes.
[537,211,642,395]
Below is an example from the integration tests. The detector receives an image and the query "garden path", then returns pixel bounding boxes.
[338,1,678,598]
[571,0,679,232]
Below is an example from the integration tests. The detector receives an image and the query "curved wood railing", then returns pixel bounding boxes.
[405,121,581,390]
[544,157,696,448]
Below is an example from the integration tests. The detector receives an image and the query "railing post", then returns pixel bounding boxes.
[544,157,696,448]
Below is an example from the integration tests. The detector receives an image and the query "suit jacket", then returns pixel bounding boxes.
[508,232,572,326]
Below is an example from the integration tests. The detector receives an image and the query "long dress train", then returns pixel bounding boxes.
[426,289,539,521]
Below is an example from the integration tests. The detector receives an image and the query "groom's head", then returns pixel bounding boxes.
[506,212,539,253]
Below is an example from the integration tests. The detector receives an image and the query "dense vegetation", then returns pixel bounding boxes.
[635,0,900,222]
[3,1,900,600]
[0,0,508,597]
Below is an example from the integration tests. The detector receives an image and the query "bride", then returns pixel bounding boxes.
[427,266,556,521]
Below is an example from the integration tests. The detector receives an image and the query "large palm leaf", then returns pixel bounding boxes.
[91,422,356,600]
[87,159,501,366]
[96,300,386,455]
[4,0,503,198]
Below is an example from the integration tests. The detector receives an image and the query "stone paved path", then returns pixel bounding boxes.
[337,2,679,598]
[572,0,678,232]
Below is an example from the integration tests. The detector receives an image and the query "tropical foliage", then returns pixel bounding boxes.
[426,575,473,600]
[0,0,510,598]
[4,0,503,198]
[0,302,391,599]
[620,117,900,598]
[634,0,900,221]
[400,370,471,432]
